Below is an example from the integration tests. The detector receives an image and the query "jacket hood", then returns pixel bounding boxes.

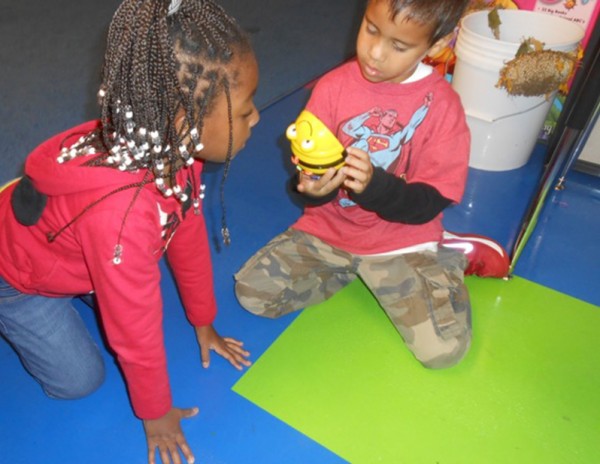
[25,120,150,196]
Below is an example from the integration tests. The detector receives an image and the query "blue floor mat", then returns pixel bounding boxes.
[1,2,599,456]
[2,82,598,464]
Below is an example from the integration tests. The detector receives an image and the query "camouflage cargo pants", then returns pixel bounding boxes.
[235,229,471,369]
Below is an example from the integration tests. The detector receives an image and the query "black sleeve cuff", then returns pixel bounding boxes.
[349,168,452,224]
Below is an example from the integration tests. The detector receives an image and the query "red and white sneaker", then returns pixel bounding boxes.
[441,231,510,278]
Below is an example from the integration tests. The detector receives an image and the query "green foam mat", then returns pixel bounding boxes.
[233,276,600,464]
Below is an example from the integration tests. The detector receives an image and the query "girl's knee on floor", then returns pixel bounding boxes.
[42,351,106,400]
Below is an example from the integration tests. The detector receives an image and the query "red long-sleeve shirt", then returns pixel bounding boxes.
[0,121,216,419]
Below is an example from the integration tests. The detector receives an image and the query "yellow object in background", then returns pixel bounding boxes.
[286,110,346,175]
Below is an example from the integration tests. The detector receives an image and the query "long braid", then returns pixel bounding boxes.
[220,78,233,246]
[50,0,252,249]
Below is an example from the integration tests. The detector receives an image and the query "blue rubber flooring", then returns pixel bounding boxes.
[1,0,599,461]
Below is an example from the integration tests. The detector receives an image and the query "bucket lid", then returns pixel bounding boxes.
[460,9,584,51]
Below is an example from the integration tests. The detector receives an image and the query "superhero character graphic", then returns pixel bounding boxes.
[342,93,431,171]
[336,93,432,208]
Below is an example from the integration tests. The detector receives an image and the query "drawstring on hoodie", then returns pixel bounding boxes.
[111,170,153,264]
[45,160,212,265]
[45,178,154,246]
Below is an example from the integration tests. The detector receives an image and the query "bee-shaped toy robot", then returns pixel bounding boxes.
[286,110,346,176]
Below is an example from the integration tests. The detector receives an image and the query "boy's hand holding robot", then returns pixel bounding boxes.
[287,110,373,196]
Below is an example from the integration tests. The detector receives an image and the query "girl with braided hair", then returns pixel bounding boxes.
[0,0,259,462]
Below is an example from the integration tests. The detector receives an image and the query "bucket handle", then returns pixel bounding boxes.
[465,99,550,123]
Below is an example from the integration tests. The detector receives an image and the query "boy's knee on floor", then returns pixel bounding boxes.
[242,302,281,319]
[247,304,285,319]
[402,314,471,369]
[418,332,471,370]
[235,286,278,318]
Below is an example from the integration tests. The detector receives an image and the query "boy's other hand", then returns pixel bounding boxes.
[195,324,251,370]
[144,407,198,464]
[341,147,373,194]
[297,167,345,197]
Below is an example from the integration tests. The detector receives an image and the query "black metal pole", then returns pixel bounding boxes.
[508,21,600,274]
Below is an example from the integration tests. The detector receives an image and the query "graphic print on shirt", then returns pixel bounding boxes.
[337,93,432,208]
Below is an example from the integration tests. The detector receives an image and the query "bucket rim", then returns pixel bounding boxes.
[459,9,585,49]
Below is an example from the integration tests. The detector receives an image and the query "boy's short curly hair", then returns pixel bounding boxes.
[378,0,470,44]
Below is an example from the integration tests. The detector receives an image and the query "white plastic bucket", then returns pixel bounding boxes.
[452,10,584,171]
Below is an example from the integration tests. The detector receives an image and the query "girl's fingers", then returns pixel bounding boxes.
[177,438,195,464]
[222,337,244,346]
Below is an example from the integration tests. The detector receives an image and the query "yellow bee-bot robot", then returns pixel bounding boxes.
[286,110,346,176]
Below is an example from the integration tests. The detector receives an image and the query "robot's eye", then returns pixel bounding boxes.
[286,124,297,140]
[301,139,314,151]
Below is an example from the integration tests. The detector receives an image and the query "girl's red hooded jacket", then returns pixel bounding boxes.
[0,121,217,419]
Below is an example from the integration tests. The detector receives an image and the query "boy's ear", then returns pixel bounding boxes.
[426,33,454,59]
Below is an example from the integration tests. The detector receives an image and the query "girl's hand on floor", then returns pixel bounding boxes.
[144,407,199,464]
[195,324,251,370]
